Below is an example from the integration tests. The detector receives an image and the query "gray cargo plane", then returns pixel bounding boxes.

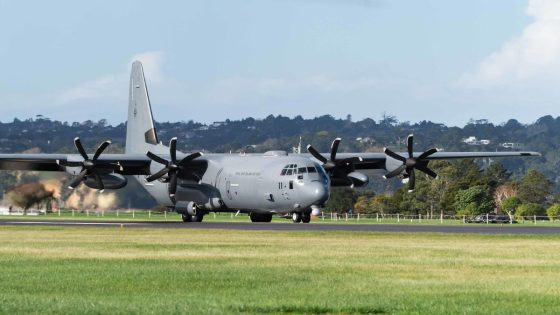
[0,62,541,223]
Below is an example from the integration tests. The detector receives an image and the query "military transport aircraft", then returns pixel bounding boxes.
[0,61,540,223]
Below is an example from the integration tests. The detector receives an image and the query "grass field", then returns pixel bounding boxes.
[1,227,560,314]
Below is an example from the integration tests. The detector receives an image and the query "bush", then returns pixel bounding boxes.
[515,203,545,220]
[546,204,560,221]
[501,197,521,215]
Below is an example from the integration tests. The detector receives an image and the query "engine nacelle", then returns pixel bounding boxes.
[347,172,369,187]
[83,173,127,190]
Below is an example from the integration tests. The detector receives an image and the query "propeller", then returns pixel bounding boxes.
[57,137,120,192]
[307,138,363,187]
[145,137,203,200]
[383,134,438,192]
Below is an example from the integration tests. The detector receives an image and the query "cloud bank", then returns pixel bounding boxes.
[458,0,560,89]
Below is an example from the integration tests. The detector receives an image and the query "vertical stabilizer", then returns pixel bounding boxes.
[126,61,159,154]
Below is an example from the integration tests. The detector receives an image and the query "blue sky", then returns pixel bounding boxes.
[1,0,558,126]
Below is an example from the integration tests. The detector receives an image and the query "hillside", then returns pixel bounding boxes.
[0,114,555,192]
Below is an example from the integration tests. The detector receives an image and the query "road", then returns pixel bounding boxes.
[1,219,560,235]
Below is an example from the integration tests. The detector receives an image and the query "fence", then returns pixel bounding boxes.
[1,209,560,225]
[316,212,560,225]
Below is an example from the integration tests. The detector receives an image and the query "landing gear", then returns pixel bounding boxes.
[292,212,311,223]
[250,212,273,222]
[181,213,204,222]
[292,212,302,223]
[181,213,192,222]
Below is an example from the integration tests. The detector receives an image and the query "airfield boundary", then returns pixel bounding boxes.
[2,210,560,226]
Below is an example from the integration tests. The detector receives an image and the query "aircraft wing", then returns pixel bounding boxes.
[322,150,541,171]
[355,150,540,161]
[0,153,152,175]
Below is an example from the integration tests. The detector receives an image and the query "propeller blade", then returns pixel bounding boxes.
[169,137,177,163]
[146,151,169,166]
[383,164,406,179]
[330,138,341,162]
[92,141,111,161]
[417,148,438,160]
[69,169,87,189]
[93,173,105,192]
[177,152,203,167]
[146,167,169,182]
[416,164,438,178]
[306,145,328,164]
[384,148,407,163]
[408,169,416,192]
[57,160,84,167]
[74,137,89,160]
[168,172,178,197]
[407,134,414,158]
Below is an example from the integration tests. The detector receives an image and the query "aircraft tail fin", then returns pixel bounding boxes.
[125,61,159,154]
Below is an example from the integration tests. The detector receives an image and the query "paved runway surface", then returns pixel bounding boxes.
[1,219,560,234]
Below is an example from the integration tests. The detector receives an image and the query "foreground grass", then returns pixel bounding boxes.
[0,227,559,314]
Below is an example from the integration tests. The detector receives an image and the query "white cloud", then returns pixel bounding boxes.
[458,0,560,89]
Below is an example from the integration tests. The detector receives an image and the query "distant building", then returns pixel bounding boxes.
[501,142,523,149]
[463,136,490,145]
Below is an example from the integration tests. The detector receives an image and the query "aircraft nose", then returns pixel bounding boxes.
[302,181,329,206]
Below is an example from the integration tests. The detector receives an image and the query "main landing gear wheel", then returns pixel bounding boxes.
[292,212,302,223]
[181,213,204,222]
[302,213,311,223]
[250,213,273,223]
[181,213,192,222]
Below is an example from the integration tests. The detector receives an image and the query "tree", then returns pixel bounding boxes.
[482,163,511,189]
[494,184,518,212]
[546,204,560,221]
[353,193,375,214]
[517,170,553,205]
[515,203,545,220]
[370,195,392,214]
[322,188,356,213]
[501,197,521,219]
[453,185,495,217]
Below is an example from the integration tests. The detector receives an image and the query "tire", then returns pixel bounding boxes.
[250,213,273,223]
[292,212,302,223]
[302,213,311,223]
[192,214,204,222]
[181,213,193,222]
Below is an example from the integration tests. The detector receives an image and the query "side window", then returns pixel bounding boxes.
[289,180,294,189]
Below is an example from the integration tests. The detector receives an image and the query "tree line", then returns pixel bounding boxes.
[324,160,557,220]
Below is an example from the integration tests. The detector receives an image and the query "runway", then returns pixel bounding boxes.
[1,218,560,235]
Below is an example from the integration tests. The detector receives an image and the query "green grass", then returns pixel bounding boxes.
[1,227,560,314]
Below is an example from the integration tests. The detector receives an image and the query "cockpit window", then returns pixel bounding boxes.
[307,166,317,173]
[298,167,307,174]
[281,164,298,176]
